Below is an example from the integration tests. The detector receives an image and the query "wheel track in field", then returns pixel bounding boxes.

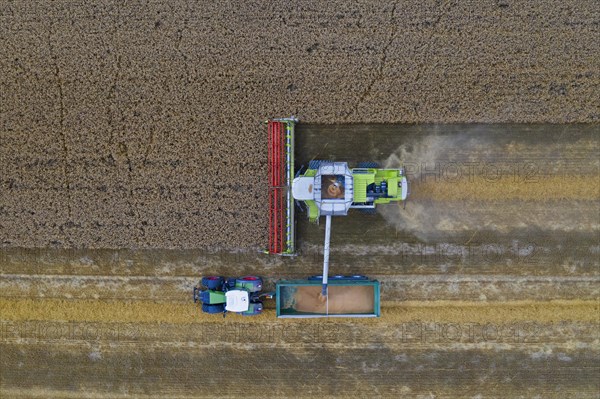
[1,297,598,325]
[1,273,598,302]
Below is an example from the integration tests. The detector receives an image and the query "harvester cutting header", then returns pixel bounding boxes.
[267,117,298,256]
[267,117,409,298]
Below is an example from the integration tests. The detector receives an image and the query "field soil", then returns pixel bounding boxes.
[1,1,599,398]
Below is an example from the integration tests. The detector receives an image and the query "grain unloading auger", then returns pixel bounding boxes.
[267,118,409,299]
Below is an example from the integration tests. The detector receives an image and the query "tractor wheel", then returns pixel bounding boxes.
[236,276,263,293]
[202,276,224,290]
[201,303,225,314]
[357,162,380,169]
[242,302,263,316]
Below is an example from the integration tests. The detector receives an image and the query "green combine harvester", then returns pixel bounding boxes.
[293,161,409,222]
[267,118,409,299]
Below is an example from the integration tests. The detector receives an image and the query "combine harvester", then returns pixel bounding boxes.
[194,117,408,318]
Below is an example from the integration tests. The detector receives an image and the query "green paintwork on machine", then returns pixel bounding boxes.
[295,163,408,222]
[208,290,226,303]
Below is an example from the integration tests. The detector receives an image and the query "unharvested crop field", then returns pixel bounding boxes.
[1,1,599,398]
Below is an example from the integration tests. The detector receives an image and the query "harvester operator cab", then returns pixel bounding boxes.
[321,175,346,199]
[292,162,354,219]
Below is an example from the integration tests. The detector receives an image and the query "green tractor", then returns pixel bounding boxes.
[193,276,274,316]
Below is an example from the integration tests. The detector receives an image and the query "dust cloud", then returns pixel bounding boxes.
[380,131,599,240]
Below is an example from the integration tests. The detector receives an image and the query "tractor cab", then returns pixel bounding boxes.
[225,290,250,312]
[193,275,271,316]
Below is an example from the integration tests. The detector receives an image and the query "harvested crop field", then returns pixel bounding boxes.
[1,0,600,398]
